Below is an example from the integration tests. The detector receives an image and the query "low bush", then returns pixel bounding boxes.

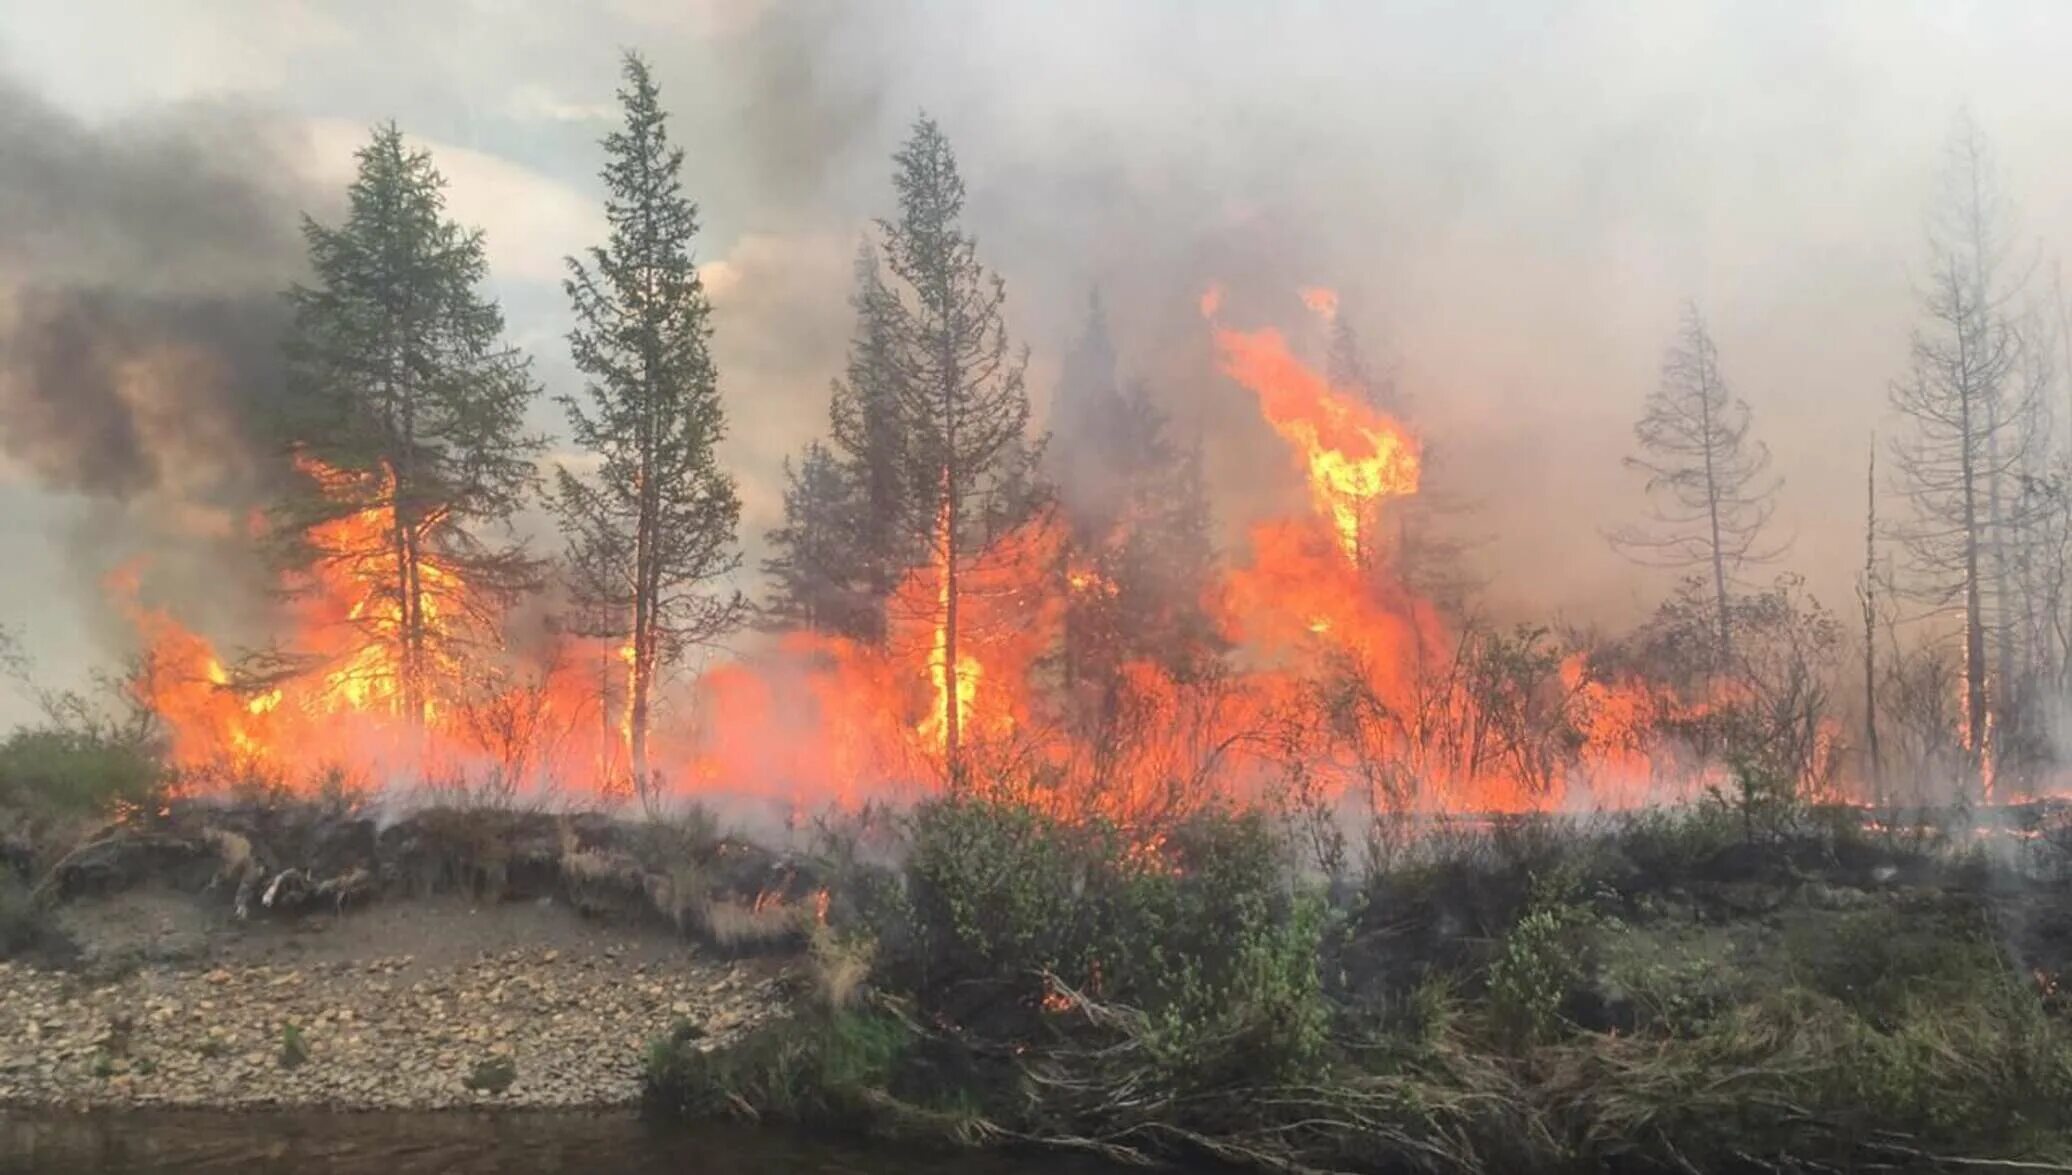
[650,793,2072,1173]
[0,726,159,816]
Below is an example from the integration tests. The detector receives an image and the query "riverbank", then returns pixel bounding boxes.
[646,795,2072,1174]
[0,896,788,1110]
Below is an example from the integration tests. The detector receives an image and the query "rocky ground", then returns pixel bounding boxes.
[0,892,789,1110]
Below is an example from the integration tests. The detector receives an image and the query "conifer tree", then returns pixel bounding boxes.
[278,123,542,728]
[826,242,910,641]
[878,114,1034,769]
[762,441,865,636]
[550,53,745,790]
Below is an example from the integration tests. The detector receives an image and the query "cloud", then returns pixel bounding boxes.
[505,82,617,125]
[300,118,605,286]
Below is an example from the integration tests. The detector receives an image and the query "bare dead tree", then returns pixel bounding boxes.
[1611,305,1783,666]
[1859,437,1883,802]
[1888,113,2037,796]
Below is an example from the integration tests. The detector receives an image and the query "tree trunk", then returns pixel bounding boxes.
[1960,397,1989,800]
[942,472,962,777]
[1861,440,1883,804]
[1699,349,1733,667]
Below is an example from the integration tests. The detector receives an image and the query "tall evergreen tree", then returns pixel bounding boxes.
[278,123,542,728]
[550,53,745,790]
[879,114,1034,769]
[762,441,865,635]
[826,241,911,642]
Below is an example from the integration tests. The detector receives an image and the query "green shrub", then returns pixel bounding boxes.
[898,798,1328,1080]
[1783,902,2006,1027]
[0,726,159,815]
[278,1023,309,1069]
[464,1055,517,1094]
[646,1007,914,1125]
[0,873,54,959]
[1489,907,1581,1048]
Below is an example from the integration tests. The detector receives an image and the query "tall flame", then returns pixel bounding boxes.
[1211,322,1420,562]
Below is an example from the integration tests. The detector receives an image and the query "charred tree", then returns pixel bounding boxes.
[878,114,1034,774]
[277,124,542,730]
[1611,305,1782,667]
[1889,113,2034,796]
[550,53,746,792]
[1859,437,1883,803]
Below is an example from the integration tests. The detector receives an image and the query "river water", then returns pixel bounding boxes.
[0,1109,1095,1174]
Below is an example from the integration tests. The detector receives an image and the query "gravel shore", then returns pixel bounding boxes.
[0,900,788,1110]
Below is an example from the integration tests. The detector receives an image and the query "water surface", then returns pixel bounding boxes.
[0,1109,1089,1174]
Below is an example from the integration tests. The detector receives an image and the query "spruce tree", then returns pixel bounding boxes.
[550,53,745,791]
[826,241,910,642]
[762,441,865,636]
[879,114,1034,769]
[278,123,542,728]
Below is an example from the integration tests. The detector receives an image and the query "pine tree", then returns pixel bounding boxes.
[762,441,865,635]
[826,241,910,641]
[1612,304,1783,666]
[278,123,542,728]
[550,53,745,791]
[879,114,1034,769]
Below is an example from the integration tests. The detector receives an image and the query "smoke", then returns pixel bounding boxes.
[0,71,315,660]
[635,0,2072,631]
[0,72,306,498]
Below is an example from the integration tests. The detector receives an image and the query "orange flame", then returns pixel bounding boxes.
[1211,320,1420,562]
[116,287,1828,825]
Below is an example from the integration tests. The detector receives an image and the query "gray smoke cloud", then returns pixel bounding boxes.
[0,72,306,500]
[0,70,319,675]
[5,0,2072,707]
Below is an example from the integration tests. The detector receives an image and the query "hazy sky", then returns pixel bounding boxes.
[4,0,2072,725]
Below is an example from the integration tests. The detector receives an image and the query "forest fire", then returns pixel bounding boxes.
[114,288,1763,825]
